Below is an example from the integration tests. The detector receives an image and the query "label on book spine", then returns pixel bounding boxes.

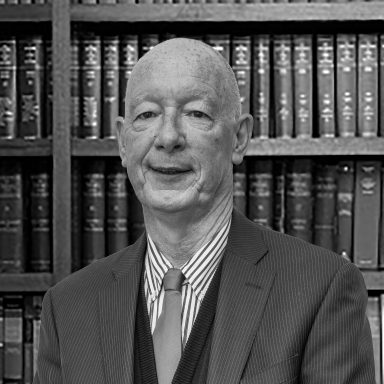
[71,36,80,137]
[206,35,230,62]
[45,40,53,138]
[336,35,357,137]
[252,35,270,138]
[140,35,159,57]
[0,38,17,139]
[273,35,293,138]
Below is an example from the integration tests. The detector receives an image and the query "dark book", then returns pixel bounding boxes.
[71,35,81,137]
[18,35,44,139]
[128,185,144,244]
[106,159,128,254]
[80,33,101,138]
[32,295,42,377]
[273,159,286,233]
[82,160,105,266]
[29,159,51,272]
[285,158,313,242]
[232,36,251,115]
[233,162,247,215]
[379,163,384,269]
[313,161,337,251]
[381,295,384,384]
[273,35,293,138]
[336,161,354,261]
[316,35,336,138]
[366,296,381,384]
[358,34,379,138]
[71,159,82,272]
[0,296,3,384]
[119,35,139,117]
[0,159,24,273]
[248,159,273,228]
[0,37,17,139]
[380,35,384,138]
[3,295,23,383]
[102,36,119,138]
[353,161,381,269]
[293,35,313,138]
[45,40,53,138]
[23,296,34,384]
[140,34,159,58]
[252,35,270,138]
[336,34,357,137]
[205,34,230,62]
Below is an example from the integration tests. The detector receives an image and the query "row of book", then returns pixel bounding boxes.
[0,0,49,4]
[0,295,43,384]
[70,0,384,4]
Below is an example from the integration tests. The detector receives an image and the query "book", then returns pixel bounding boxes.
[273,35,294,138]
[140,34,159,57]
[80,33,101,138]
[285,158,313,242]
[316,35,336,137]
[381,295,384,384]
[102,36,119,138]
[353,161,381,269]
[293,35,313,138]
[366,296,381,384]
[106,159,129,254]
[0,297,3,384]
[18,35,44,139]
[233,162,247,215]
[273,159,286,233]
[380,163,384,269]
[380,35,384,138]
[45,40,53,138]
[119,35,139,117]
[357,34,379,137]
[252,35,270,138]
[313,161,337,251]
[231,36,251,115]
[336,161,354,261]
[205,34,230,62]
[0,37,17,139]
[336,34,357,137]
[23,296,34,384]
[29,159,51,272]
[248,159,274,228]
[82,160,105,266]
[71,159,82,272]
[32,295,42,377]
[0,159,24,273]
[128,185,144,243]
[3,295,23,383]
[71,34,81,137]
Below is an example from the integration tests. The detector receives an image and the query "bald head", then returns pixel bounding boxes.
[125,38,241,120]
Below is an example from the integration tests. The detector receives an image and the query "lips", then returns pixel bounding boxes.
[151,166,191,175]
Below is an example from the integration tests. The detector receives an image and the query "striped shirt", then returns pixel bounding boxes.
[144,218,231,347]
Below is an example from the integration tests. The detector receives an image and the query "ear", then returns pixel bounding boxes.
[232,113,253,165]
[115,116,127,168]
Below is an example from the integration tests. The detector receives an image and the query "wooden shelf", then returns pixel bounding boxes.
[0,273,53,292]
[362,271,384,291]
[0,4,51,22]
[72,137,119,156]
[0,138,52,156]
[71,2,384,23]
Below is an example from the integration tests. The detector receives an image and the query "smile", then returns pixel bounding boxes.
[151,167,191,175]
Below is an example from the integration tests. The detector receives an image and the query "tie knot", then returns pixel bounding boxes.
[163,268,184,292]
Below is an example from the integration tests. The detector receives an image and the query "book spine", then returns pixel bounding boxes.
[273,160,286,233]
[0,160,24,273]
[248,159,274,228]
[336,161,354,261]
[273,35,294,138]
[358,34,379,137]
[18,36,44,139]
[285,158,313,242]
[205,34,231,63]
[353,161,381,269]
[232,36,252,115]
[381,295,384,384]
[252,35,270,138]
[29,159,51,272]
[366,296,381,384]
[119,35,139,117]
[379,163,384,269]
[316,35,336,138]
[4,295,23,383]
[32,295,42,377]
[233,162,247,215]
[106,159,128,254]
[45,40,53,138]
[102,36,119,138]
[71,159,82,272]
[71,35,81,137]
[82,160,105,266]
[313,161,337,251]
[380,35,384,138]
[23,296,34,384]
[128,188,144,243]
[0,296,3,384]
[0,37,17,139]
[336,34,357,137]
[140,34,159,58]
[80,34,101,139]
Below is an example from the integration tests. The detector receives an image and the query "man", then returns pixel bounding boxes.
[34,38,375,384]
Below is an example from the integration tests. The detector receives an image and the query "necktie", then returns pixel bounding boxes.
[153,268,184,384]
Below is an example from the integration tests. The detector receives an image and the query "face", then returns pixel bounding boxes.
[117,59,248,216]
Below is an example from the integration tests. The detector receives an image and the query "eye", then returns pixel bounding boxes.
[137,111,156,120]
[188,111,210,119]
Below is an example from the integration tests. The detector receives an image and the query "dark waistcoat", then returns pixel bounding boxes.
[134,261,223,384]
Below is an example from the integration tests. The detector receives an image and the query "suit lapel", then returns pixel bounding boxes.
[98,234,147,384]
[208,211,276,384]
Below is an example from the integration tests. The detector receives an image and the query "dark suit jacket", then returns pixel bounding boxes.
[34,210,375,384]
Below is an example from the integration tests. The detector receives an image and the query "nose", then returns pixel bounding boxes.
[154,112,185,153]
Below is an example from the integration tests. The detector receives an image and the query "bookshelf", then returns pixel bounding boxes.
[1,1,384,292]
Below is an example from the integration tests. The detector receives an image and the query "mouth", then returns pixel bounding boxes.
[150,166,191,175]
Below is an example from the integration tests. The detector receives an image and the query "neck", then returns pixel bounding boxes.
[143,193,233,268]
